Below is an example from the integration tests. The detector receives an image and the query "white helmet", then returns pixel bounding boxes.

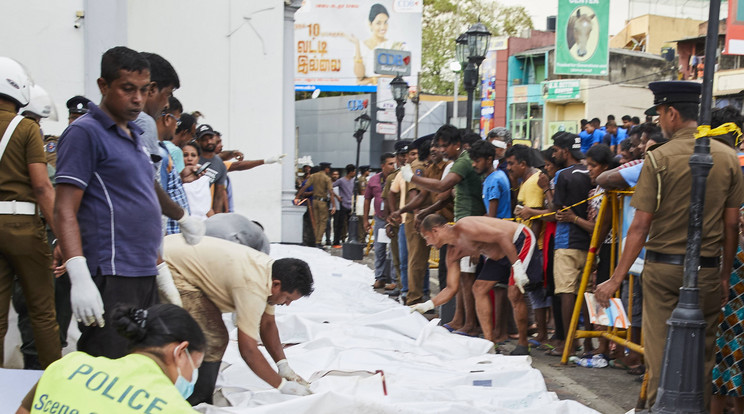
[0,57,31,108]
[22,84,58,121]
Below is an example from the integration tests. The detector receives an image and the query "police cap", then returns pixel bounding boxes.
[394,139,412,154]
[410,134,434,150]
[644,81,701,116]
[66,95,91,114]
[319,162,332,169]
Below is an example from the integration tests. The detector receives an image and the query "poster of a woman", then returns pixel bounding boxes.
[344,3,405,85]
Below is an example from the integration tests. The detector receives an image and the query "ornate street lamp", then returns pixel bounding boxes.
[342,112,371,260]
[390,75,408,141]
[461,22,491,133]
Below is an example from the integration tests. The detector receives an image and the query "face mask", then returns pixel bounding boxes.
[174,347,199,399]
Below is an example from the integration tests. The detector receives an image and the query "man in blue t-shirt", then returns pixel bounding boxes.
[603,120,628,155]
[579,121,604,153]
[470,140,511,218]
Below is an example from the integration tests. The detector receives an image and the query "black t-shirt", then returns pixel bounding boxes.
[553,163,593,250]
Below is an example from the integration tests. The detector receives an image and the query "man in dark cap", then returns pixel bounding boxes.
[595,81,744,408]
[66,95,91,124]
[296,162,336,247]
[547,132,593,356]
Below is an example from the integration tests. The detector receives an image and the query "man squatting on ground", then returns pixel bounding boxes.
[412,214,543,355]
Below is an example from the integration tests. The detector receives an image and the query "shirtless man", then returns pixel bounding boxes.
[412,214,543,355]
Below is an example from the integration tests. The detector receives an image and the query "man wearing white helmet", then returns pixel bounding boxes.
[0,57,61,368]
[10,83,75,369]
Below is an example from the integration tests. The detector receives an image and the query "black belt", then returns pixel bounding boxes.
[313,197,330,202]
[645,251,720,268]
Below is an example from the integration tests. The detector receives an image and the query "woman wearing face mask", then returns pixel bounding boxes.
[17,304,205,413]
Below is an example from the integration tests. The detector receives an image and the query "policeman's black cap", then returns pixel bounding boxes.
[195,124,216,139]
[410,134,434,150]
[645,81,702,116]
[319,162,332,168]
[394,139,412,154]
[359,165,370,172]
[66,95,91,114]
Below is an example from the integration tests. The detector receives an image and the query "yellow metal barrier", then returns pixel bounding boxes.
[561,190,644,363]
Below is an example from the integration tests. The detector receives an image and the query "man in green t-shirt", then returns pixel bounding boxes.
[401,125,484,336]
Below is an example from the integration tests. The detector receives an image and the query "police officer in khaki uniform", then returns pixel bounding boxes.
[43,95,92,170]
[296,162,336,247]
[0,57,61,368]
[596,81,744,408]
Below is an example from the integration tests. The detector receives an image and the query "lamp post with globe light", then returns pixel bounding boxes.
[460,22,491,133]
[342,112,371,260]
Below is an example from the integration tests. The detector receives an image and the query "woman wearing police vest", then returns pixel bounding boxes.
[17,304,205,413]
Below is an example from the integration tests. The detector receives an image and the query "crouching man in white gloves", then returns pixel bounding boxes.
[163,214,314,405]
[413,214,543,356]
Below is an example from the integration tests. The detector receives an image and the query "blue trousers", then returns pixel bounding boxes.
[373,217,390,282]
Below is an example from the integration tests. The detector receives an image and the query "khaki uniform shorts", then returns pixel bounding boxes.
[553,249,588,295]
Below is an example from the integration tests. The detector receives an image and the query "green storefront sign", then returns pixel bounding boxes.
[555,0,609,76]
[542,80,581,100]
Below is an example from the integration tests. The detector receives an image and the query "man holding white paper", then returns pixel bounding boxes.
[363,152,397,289]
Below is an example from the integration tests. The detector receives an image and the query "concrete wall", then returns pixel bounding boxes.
[2,0,289,241]
[610,14,703,54]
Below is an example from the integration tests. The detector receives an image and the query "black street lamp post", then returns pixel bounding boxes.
[342,112,371,260]
[390,75,408,141]
[461,22,491,134]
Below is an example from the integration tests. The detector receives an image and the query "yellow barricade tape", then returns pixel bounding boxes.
[695,122,743,145]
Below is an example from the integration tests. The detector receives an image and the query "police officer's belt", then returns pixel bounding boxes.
[313,197,330,202]
[646,251,720,268]
[0,200,36,215]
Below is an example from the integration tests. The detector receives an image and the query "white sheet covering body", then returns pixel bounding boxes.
[194,244,598,414]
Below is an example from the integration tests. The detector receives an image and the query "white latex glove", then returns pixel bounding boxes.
[512,259,528,294]
[178,210,205,245]
[277,378,312,396]
[409,299,434,314]
[277,359,309,386]
[400,164,414,182]
[66,256,105,327]
[156,262,182,307]
[264,154,287,164]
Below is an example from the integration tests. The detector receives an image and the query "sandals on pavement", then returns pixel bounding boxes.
[511,344,530,356]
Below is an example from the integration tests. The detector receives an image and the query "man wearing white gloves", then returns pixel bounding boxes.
[163,230,314,404]
[413,214,542,355]
[55,47,205,359]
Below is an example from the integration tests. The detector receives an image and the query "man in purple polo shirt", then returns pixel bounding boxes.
[54,47,203,358]
[363,153,396,288]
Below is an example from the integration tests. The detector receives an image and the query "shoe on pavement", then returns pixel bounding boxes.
[372,280,386,289]
[510,344,530,356]
[385,288,401,297]
[332,245,342,248]
[384,283,397,290]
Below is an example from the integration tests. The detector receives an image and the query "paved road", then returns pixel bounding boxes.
[328,245,642,414]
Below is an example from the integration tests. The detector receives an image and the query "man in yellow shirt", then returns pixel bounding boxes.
[163,234,314,404]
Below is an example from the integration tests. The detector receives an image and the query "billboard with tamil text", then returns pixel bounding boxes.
[295,0,422,92]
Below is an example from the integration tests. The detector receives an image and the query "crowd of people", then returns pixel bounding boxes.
[3,45,744,413]
[294,81,744,411]
[1,48,314,413]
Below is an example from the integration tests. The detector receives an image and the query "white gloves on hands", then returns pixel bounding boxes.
[400,164,414,183]
[277,378,312,396]
[156,262,182,307]
[277,359,309,386]
[512,259,529,294]
[66,256,105,327]
[410,299,434,314]
[178,211,205,245]
[264,154,287,164]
